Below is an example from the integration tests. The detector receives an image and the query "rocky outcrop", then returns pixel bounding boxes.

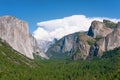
[29,34,48,59]
[88,20,113,38]
[87,20,120,59]
[105,22,120,50]
[0,16,48,59]
[103,19,116,29]
[94,22,120,56]
[47,19,120,60]
[46,32,95,60]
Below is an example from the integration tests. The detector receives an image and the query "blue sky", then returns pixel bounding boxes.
[0,0,120,33]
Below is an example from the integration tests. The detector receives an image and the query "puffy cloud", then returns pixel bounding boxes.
[33,27,50,41]
[33,15,120,41]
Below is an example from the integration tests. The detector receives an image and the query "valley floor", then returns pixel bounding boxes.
[0,38,120,80]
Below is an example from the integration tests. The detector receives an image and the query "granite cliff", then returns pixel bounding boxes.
[46,19,120,60]
[0,16,48,59]
[46,32,95,60]
[91,21,120,57]
[88,20,113,38]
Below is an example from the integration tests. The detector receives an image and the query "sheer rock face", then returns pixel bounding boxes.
[46,32,95,60]
[88,20,120,58]
[96,22,120,55]
[0,16,48,59]
[47,20,120,60]
[29,34,48,59]
[88,20,113,38]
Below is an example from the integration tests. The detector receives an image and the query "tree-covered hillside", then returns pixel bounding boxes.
[0,38,41,80]
[0,38,120,80]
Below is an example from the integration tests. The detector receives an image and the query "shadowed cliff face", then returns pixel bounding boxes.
[88,20,113,38]
[0,16,48,59]
[88,20,120,58]
[95,22,120,56]
[46,32,95,60]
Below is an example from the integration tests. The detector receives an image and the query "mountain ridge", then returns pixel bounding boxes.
[46,19,120,60]
[0,16,120,80]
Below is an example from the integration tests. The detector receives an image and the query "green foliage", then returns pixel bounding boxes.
[87,39,96,45]
[106,23,116,28]
[95,36,102,41]
[103,20,116,29]
[0,38,120,80]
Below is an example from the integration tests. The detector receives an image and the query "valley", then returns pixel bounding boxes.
[0,38,120,80]
[1,0,120,79]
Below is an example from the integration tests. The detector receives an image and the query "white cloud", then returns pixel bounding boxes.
[33,15,120,42]
[33,27,51,41]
